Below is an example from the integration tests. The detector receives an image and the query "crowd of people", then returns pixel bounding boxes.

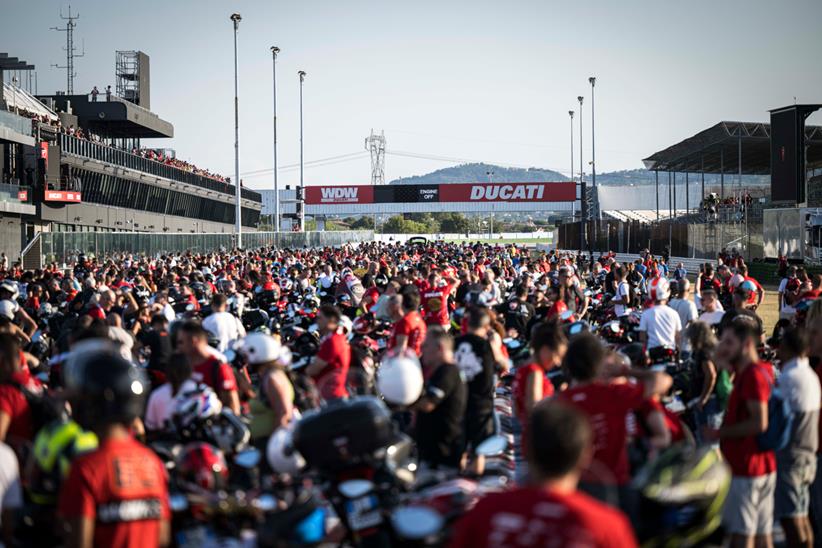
[0,239,819,547]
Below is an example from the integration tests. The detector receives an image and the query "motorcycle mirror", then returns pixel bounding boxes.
[169,493,189,512]
[224,349,237,363]
[475,435,508,457]
[234,448,261,469]
[391,506,444,539]
[559,310,575,322]
[255,494,277,512]
[568,322,585,335]
[338,479,374,499]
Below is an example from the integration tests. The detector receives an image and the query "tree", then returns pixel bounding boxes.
[437,212,472,233]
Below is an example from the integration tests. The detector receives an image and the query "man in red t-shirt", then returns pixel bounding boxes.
[705,315,775,545]
[307,304,351,401]
[738,265,764,309]
[176,320,240,414]
[421,270,458,327]
[556,333,671,504]
[388,286,427,357]
[451,400,637,548]
[58,344,170,548]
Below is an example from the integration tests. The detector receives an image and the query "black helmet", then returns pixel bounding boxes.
[63,340,148,430]
[633,443,730,547]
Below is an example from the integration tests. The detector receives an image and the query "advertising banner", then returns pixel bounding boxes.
[305,185,374,204]
[44,190,82,203]
[438,182,575,202]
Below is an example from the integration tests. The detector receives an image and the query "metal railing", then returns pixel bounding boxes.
[39,230,374,265]
[58,134,261,202]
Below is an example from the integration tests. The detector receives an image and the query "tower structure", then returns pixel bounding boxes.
[50,6,84,94]
[365,129,386,185]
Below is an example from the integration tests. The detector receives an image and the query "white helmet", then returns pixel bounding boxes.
[239,332,291,366]
[649,276,670,302]
[0,281,18,301]
[266,425,305,475]
[339,315,353,337]
[0,299,16,321]
[377,354,424,406]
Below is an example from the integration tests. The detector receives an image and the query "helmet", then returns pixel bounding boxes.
[738,280,757,295]
[63,340,148,430]
[352,314,375,335]
[0,280,19,300]
[377,354,424,406]
[266,425,306,475]
[39,302,55,317]
[633,444,730,547]
[172,384,223,434]
[177,442,229,493]
[338,315,353,336]
[240,332,291,366]
[0,299,15,321]
[649,276,670,302]
[29,419,98,505]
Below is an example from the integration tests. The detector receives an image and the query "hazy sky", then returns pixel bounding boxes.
[4,0,821,189]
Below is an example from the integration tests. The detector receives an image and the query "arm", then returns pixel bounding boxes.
[392,334,409,355]
[306,356,328,378]
[0,411,10,442]
[64,516,94,548]
[626,369,672,399]
[645,409,672,450]
[523,370,543,418]
[16,308,37,336]
[221,389,241,415]
[698,359,717,407]
[719,399,768,439]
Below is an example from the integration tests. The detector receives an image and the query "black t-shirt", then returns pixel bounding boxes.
[502,299,535,336]
[415,364,467,468]
[138,329,173,372]
[454,333,496,439]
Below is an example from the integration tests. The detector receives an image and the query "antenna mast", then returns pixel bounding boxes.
[50,5,84,94]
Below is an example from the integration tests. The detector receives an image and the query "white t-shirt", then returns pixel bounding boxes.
[0,441,22,523]
[613,281,632,317]
[699,309,725,326]
[668,297,698,352]
[638,304,682,350]
[203,311,246,352]
[145,379,198,431]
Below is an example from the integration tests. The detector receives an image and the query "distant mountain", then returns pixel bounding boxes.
[389,163,568,185]
[390,164,769,187]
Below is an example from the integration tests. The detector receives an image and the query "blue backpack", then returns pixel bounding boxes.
[756,367,794,452]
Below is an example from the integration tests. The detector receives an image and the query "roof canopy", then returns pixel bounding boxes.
[643,117,822,174]
[39,94,173,139]
[3,82,57,122]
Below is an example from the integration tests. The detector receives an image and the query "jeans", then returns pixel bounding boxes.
[692,395,724,447]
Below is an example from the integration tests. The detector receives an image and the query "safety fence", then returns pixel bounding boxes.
[38,230,374,267]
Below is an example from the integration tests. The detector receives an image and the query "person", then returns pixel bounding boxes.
[137,314,173,374]
[58,342,169,548]
[804,301,822,543]
[175,320,240,414]
[738,264,764,310]
[667,279,698,356]
[502,284,535,338]
[454,307,501,474]
[696,263,722,311]
[105,85,112,101]
[705,316,776,548]
[244,333,295,444]
[90,86,99,101]
[686,321,724,445]
[0,440,22,546]
[559,267,588,318]
[774,327,820,548]
[306,304,351,402]
[698,289,725,326]
[0,333,37,454]
[421,269,458,328]
[388,286,427,357]
[202,293,246,353]
[557,332,671,512]
[144,353,196,431]
[612,265,632,317]
[413,327,467,471]
[638,276,682,353]
[450,400,637,548]
[780,265,799,312]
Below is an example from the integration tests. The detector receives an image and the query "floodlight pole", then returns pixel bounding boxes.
[231,13,242,248]
[299,70,306,231]
[589,77,597,219]
[271,46,280,232]
[578,96,585,255]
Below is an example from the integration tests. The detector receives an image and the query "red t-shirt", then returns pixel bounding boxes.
[0,370,39,450]
[192,355,237,393]
[720,362,776,477]
[314,332,351,400]
[512,363,554,420]
[450,486,637,548]
[743,276,763,305]
[390,311,427,356]
[58,436,170,548]
[422,283,454,326]
[558,382,646,485]
[638,398,686,443]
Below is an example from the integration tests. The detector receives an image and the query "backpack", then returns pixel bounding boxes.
[5,381,65,433]
[756,366,795,452]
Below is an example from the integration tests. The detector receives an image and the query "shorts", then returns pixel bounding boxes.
[775,457,817,519]
[723,473,776,535]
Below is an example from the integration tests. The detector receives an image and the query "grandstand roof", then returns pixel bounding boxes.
[602,209,686,223]
[642,117,822,174]
[39,94,173,139]
[2,82,57,122]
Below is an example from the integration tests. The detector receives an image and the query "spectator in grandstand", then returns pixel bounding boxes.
[90,86,99,101]
[105,85,112,101]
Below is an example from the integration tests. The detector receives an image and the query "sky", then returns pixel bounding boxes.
[3,0,822,190]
